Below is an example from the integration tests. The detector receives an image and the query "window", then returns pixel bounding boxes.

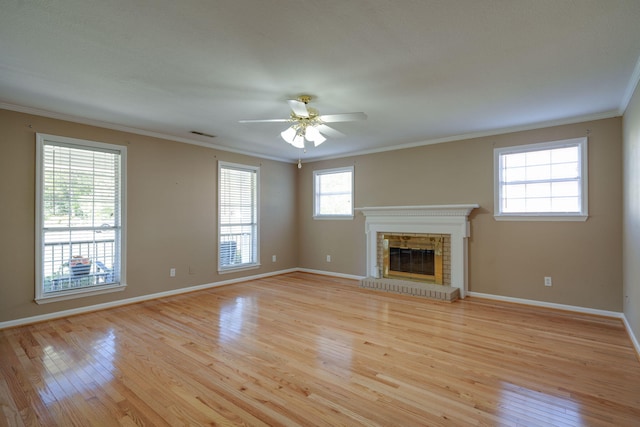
[494,137,588,221]
[36,134,126,303]
[218,161,259,272]
[313,166,354,219]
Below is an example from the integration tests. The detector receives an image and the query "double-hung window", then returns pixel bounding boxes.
[218,161,259,272]
[36,134,126,303]
[313,166,354,219]
[494,137,588,221]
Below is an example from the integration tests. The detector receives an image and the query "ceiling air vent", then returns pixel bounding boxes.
[190,131,216,138]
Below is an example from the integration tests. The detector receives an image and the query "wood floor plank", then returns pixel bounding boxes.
[1,272,639,426]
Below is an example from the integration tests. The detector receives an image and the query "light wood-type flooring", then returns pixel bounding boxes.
[1,272,639,426]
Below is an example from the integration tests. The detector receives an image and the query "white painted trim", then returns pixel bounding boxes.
[620,54,640,114]
[493,137,588,220]
[493,215,588,222]
[356,204,479,218]
[313,166,355,219]
[622,314,640,359]
[0,268,298,330]
[312,216,354,220]
[305,111,619,163]
[0,102,290,163]
[296,268,365,281]
[35,283,127,304]
[467,291,623,318]
[465,292,640,359]
[1,102,620,165]
[6,267,637,362]
[217,161,260,273]
[35,133,128,303]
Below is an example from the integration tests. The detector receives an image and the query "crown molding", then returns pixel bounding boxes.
[305,110,620,163]
[620,54,640,114]
[1,101,622,166]
[0,102,290,163]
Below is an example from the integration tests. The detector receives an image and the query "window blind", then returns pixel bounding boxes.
[218,162,259,270]
[37,135,124,300]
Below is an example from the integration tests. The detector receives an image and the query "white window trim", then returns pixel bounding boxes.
[218,161,260,273]
[313,166,355,220]
[494,137,588,222]
[35,133,127,304]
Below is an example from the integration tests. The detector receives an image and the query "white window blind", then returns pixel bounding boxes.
[494,137,588,221]
[36,134,126,303]
[218,162,259,271]
[313,166,354,219]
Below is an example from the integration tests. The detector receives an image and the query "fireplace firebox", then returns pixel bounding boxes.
[382,234,444,284]
[389,248,434,275]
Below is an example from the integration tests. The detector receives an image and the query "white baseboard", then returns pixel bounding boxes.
[467,291,623,319]
[622,314,640,359]
[296,268,365,281]
[467,292,640,360]
[0,268,299,329]
[4,270,637,363]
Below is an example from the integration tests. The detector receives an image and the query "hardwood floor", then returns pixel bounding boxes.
[1,272,639,426]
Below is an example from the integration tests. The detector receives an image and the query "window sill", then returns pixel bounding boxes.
[218,264,261,274]
[313,215,354,220]
[494,214,588,222]
[35,283,127,304]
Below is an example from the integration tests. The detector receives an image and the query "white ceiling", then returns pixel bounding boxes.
[2,1,640,163]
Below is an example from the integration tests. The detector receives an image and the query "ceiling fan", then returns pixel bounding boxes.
[239,95,367,149]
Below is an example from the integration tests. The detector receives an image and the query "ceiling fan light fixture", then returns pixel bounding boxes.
[291,132,305,148]
[244,93,366,151]
[305,125,326,146]
[280,126,297,144]
[282,124,312,148]
[304,125,315,140]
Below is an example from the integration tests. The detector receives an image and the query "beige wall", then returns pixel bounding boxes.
[623,84,640,345]
[0,107,626,323]
[299,118,623,311]
[0,109,299,323]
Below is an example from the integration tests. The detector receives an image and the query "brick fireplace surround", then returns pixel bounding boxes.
[356,205,479,299]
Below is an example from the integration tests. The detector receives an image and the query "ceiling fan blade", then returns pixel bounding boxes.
[238,118,290,123]
[287,99,309,118]
[318,112,367,122]
[316,124,345,138]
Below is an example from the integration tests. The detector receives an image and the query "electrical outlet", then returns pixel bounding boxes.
[170,268,176,277]
[272,255,277,262]
[544,276,552,287]
[326,255,331,262]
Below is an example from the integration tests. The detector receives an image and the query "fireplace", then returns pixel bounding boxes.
[381,233,447,284]
[356,204,478,298]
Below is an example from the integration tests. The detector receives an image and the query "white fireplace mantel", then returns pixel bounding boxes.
[356,204,479,298]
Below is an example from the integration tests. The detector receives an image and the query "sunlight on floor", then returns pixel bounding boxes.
[40,329,116,405]
[219,296,255,343]
[498,382,582,425]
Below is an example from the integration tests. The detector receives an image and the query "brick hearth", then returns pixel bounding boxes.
[359,277,460,302]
